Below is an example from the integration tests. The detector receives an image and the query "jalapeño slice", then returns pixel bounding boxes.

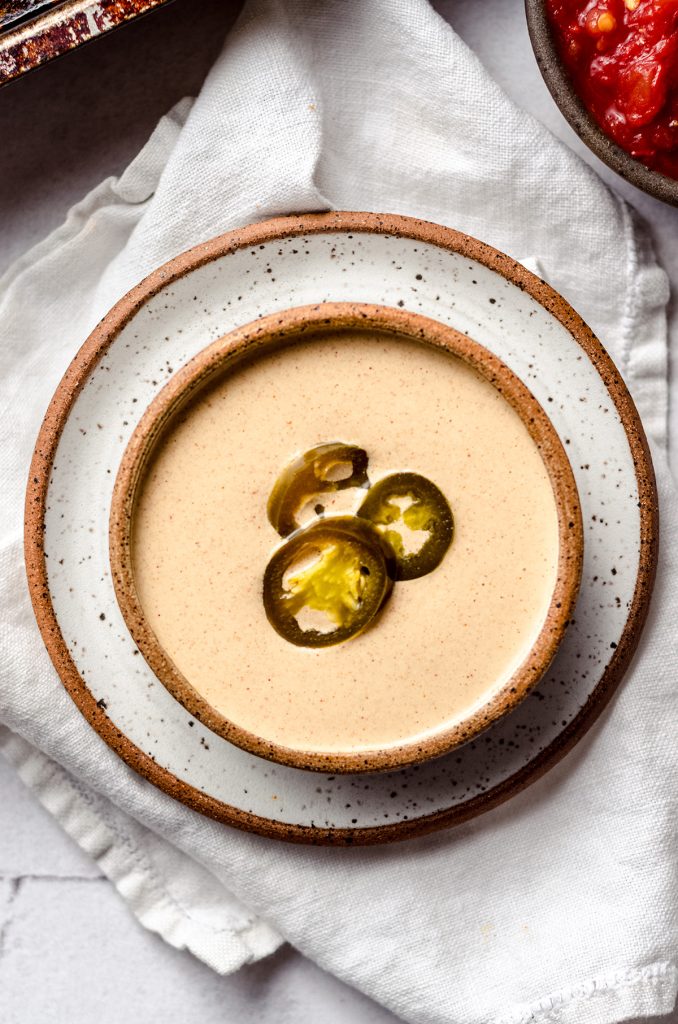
[267,443,369,537]
[263,517,394,648]
[358,472,453,581]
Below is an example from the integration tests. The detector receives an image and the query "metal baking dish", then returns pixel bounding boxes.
[0,0,171,85]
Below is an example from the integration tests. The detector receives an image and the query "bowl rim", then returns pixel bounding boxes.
[524,0,678,207]
[109,301,584,774]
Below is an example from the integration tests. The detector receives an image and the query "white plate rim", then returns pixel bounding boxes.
[24,211,658,845]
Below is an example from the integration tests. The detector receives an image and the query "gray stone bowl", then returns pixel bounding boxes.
[525,0,678,207]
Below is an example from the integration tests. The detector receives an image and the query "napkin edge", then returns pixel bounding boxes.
[499,962,677,1024]
[0,727,283,975]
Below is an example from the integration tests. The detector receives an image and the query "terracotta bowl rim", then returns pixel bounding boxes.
[524,0,678,207]
[109,300,584,774]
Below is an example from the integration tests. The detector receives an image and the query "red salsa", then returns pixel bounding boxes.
[546,0,678,178]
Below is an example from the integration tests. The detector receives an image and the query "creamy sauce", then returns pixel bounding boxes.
[132,331,560,754]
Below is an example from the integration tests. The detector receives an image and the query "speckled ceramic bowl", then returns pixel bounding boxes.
[525,0,678,207]
[109,301,583,774]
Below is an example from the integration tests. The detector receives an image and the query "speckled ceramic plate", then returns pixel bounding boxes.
[25,212,658,845]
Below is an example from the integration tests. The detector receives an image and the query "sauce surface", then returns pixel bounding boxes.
[132,331,560,755]
[547,0,678,178]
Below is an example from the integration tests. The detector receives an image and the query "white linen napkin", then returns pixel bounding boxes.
[1,1,676,1022]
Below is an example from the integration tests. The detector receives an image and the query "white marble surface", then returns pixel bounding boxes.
[1,0,676,1020]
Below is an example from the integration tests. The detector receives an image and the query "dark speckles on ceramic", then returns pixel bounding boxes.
[24,211,658,845]
[109,303,583,774]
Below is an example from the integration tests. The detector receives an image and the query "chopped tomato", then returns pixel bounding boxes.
[546,0,678,178]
